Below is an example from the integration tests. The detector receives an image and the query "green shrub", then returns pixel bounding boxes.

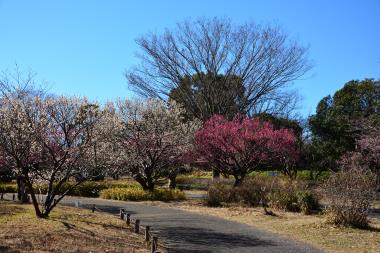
[0,183,17,193]
[267,191,299,212]
[32,181,110,197]
[67,181,109,197]
[296,191,319,214]
[296,170,331,181]
[99,186,186,201]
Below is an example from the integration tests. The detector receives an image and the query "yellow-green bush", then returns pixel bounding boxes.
[32,181,110,197]
[99,186,186,201]
[0,183,17,193]
[1,181,113,197]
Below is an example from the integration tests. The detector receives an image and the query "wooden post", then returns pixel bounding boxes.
[12,194,15,200]
[126,213,131,226]
[1,193,3,200]
[145,226,150,241]
[134,219,140,233]
[120,209,125,220]
[92,204,96,213]
[151,236,158,253]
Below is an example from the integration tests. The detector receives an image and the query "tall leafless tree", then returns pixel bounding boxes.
[126,17,311,120]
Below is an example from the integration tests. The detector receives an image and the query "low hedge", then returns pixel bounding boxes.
[0,181,110,197]
[100,186,186,201]
[1,181,187,201]
[0,183,17,193]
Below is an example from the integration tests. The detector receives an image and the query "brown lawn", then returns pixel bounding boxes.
[0,201,151,253]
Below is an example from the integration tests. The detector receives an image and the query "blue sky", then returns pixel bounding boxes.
[0,0,379,116]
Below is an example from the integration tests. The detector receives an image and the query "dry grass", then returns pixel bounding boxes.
[0,201,151,253]
[153,200,380,253]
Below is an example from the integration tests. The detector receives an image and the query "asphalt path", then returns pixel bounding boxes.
[2,194,325,253]
[59,196,324,253]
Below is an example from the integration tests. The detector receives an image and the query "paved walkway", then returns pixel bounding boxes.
[61,196,324,253]
[2,194,324,253]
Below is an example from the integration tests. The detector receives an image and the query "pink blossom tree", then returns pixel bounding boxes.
[194,115,299,186]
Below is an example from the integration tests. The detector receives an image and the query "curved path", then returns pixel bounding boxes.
[57,196,324,253]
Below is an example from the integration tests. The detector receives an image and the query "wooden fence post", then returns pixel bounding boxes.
[1,192,3,200]
[145,226,150,241]
[120,209,125,220]
[12,194,15,200]
[92,204,96,213]
[151,236,158,253]
[126,213,131,225]
[134,219,140,233]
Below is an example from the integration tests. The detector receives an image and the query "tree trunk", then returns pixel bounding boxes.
[23,176,44,218]
[146,179,155,192]
[168,176,177,189]
[16,176,29,203]
[212,169,220,180]
[135,176,155,191]
[233,173,245,187]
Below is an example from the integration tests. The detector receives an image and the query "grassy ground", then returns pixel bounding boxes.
[153,200,380,253]
[0,201,151,253]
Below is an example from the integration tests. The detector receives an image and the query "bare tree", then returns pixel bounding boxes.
[126,17,311,120]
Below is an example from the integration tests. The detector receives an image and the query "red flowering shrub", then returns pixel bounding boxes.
[194,115,299,186]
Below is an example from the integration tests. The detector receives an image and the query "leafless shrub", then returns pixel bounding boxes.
[322,167,377,228]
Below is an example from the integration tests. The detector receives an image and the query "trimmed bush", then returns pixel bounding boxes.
[322,168,377,228]
[0,181,142,198]
[99,186,186,201]
[32,181,110,197]
[0,183,17,193]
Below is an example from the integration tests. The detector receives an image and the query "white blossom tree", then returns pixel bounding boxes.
[0,70,45,202]
[26,96,102,217]
[112,99,199,191]
[0,79,103,217]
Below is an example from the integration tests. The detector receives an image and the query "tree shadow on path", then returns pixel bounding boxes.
[160,226,276,253]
